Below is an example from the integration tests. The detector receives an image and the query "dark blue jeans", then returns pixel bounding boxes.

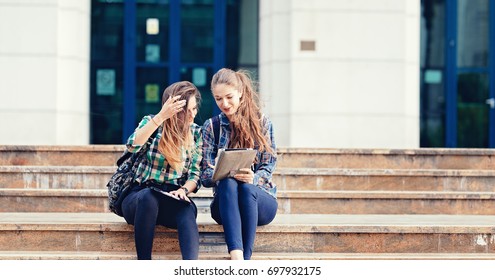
[210,178,278,260]
[121,183,199,260]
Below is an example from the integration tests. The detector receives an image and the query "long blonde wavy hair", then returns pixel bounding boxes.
[158,81,201,170]
[211,68,274,154]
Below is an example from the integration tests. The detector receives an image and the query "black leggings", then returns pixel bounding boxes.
[121,184,199,260]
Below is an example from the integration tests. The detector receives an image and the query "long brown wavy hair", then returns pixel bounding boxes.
[158,81,201,170]
[211,68,273,154]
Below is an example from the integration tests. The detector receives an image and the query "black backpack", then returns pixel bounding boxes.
[107,117,157,216]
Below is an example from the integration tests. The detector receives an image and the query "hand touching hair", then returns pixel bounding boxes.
[158,81,201,170]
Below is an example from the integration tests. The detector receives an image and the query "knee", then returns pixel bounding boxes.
[237,184,258,208]
[136,188,159,211]
[218,177,238,188]
[217,178,239,198]
[177,206,198,227]
[180,204,197,218]
[238,183,257,199]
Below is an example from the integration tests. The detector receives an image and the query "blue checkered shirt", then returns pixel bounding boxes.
[200,112,277,198]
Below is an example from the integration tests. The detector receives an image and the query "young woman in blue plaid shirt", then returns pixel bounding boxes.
[201,68,278,260]
[121,81,202,260]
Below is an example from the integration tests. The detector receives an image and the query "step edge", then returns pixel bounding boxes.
[2,189,495,200]
[1,251,495,260]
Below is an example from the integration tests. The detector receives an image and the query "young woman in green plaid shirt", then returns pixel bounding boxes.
[121,81,202,260]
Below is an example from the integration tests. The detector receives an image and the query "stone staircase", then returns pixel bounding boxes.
[0,145,494,259]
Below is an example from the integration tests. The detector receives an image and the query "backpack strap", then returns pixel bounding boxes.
[212,115,220,147]
[118,114,158,166]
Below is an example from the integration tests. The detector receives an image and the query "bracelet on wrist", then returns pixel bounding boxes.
[180,186,189,195]
[151,117,160,126]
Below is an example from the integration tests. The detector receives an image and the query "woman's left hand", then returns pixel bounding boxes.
[170,181,196,202]
[170,188,191,203]
[233,168,254,184]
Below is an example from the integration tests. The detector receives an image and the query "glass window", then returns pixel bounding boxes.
[226,0,258,71]
[420,0,446,147]
[91,0,124,61]
[136,67,169,124]
[180,67,214,125]
[181,0,215,63]
[420,69,446,147]
[137,1,170,63]
[457,0,489,68]
[90,0,125,144]
[457,73,489,147]
[90,0,259,143]
[90,66,124,144]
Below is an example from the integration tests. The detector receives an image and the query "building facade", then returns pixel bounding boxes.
[0,0,493,148]
[0,0,90,145]
[260,0,419,148]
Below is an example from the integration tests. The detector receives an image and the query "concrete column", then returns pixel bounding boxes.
[259,0,292,147]
[0,0,90,145]
[259,0,420,148]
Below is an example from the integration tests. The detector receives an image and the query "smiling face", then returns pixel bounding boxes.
[212,83,242,117]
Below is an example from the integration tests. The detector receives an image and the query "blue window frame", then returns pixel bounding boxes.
[90,0,257,144]
[422,0,495,148]
[445,0,495,148]
[121,0,226,141]
[490,0,495,147]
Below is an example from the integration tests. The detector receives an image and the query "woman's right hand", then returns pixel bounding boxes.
[154,95,186,125]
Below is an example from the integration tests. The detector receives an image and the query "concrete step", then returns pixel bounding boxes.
[0,166,110,190]
[2,146,495,170]
[276,168,495,191]
[2,251,495,260]
[0,213,494,254]
[2,166,495,192]
[1,188,495,215]
[277,190,495,215]
[0,145,121,166]
[276,148,495,169]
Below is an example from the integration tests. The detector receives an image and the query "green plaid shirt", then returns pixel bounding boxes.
[126,115,202,188]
